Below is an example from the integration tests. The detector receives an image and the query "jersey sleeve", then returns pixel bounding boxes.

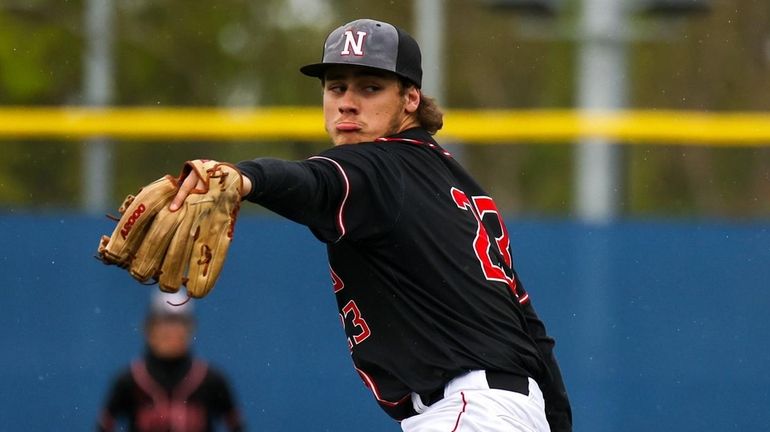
[97,370,133,431]
[518,293,573,432]
[204,368,245,432]
[237,144,404,243]
[236,157,343,238]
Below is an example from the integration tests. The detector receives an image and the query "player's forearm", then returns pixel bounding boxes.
[236,158,341,229]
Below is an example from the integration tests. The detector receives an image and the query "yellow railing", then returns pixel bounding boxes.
[2,106,770,145]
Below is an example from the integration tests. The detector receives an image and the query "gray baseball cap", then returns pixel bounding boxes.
[300,19,422,88]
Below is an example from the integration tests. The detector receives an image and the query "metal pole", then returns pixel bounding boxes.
[82,0,115,213]
[575,0,627,222]
[574,5,627,431]
[414,0,446,103]
[413,0,464,162]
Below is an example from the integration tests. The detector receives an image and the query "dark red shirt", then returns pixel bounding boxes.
[98,352,243,432]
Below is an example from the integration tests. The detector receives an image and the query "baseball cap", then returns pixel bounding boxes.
[300,18,422,88]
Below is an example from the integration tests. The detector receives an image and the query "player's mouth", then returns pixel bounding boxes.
[335,121,362,132]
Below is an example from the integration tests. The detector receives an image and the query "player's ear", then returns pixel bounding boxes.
[404,85,420,114]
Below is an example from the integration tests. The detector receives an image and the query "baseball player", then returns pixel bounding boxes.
[97,292,244,432]
[171,18,571,432]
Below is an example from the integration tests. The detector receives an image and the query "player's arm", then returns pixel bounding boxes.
[236,157,345,234]
[168,157,340,233]
[96,372,133,432]
[169,150,401,242]
[518,293,573,432]
[205,369,245,432]
[237,151,402,242]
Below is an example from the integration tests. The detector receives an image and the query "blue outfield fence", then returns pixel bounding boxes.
[1,214,769,431]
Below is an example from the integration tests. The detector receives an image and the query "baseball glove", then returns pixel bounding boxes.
[97,159,242,299]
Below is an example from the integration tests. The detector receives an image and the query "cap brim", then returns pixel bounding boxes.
[300,62,418,87]
[300,63,333,79]
[301,62,389,79]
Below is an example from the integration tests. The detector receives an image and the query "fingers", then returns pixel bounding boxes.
[169,172,203,211]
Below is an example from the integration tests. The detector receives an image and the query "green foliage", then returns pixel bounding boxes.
[0,6,82,103]
[0,0,769,218]
[0,141,80,209]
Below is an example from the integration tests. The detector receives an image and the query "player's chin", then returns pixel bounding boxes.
[331,131,366,146]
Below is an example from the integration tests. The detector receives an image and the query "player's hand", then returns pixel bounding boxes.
[169,169,252,211]
[169,170,204,212]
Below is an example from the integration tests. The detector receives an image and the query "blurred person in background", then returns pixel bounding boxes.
[97,292,244,432]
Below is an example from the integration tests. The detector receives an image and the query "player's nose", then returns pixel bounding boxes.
[337,91,359,114]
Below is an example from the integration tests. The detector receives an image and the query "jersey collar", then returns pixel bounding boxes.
[375,127,452,157]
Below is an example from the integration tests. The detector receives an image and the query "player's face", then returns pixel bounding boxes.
[146,320,193,359]
[323,66,420,146]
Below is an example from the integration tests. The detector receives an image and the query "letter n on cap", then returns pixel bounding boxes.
[340,31,366,56]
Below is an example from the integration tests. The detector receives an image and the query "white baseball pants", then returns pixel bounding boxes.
[400,370,550,432]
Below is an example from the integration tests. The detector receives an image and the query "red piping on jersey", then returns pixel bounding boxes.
[375,137,453,157]
[130,359,209,432]
[451,391,468,432]
[173,360,208,400]
[309,156,350,241]
[131,360,168,404]
[131,359,208,404]
[355,366,411,407]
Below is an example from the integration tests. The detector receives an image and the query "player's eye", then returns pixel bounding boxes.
[326,83,346,94]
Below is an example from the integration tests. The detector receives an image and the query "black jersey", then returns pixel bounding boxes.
[98,352,243,432]
[237,127,571,429]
